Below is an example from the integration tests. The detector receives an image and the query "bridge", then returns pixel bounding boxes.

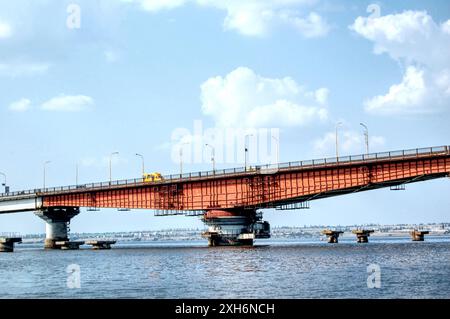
[1,145,449,247]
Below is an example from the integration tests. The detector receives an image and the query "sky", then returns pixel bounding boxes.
[0,0,449,234]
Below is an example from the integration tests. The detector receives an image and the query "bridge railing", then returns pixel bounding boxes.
[0,145,448,198]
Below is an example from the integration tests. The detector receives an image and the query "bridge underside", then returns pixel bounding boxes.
[0,197,42,214]
[269,172,449,209]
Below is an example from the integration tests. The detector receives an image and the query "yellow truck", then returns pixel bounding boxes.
[143,172,163,182]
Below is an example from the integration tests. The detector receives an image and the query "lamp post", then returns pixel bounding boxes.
[205,144,215,172]
[179,142,189,176]
[43,161,51,190]
[244,134,253,171]
[0,172,6,193]
[109,152,119,182]
[335,122,343,159]
[360,123,369,155]
[135,153,145,177]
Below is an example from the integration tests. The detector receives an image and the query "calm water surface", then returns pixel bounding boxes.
[0,237,449,298]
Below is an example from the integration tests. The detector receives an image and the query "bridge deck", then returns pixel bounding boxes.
[1,145,449,198]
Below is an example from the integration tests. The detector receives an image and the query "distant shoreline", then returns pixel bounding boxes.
[10,222,449,244]
[18,230,450,244]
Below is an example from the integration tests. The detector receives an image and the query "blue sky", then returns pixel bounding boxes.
[0,0,449,234]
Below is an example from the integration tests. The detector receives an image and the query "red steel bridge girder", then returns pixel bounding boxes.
[42,154,450,211]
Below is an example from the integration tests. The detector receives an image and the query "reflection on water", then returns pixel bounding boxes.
[0,237,449,298]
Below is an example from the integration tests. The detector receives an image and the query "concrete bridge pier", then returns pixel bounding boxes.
[34,207,80,249]
[202,209,270,246]
[322,230,344,243]
[85,240,116,249]
[352,229,374,243]
[0,237,22,252]
[410,230,429,241]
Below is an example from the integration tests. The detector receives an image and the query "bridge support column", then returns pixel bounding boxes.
[34,207,80,249]
[322,230,344,243]
[201,209,270,247]
[352,229,374,243]
[410,230,429,241]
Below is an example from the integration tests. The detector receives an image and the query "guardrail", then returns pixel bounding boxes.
[0,145,448,199]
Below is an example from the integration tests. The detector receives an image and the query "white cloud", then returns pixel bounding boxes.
[313,130,385,157]
[282,11,330,38]
[314,87,329,104]
[350,11,448,67]
[8,98,31,112]
[350,10,450,115]
[136,0,187,12]
[246,100,327,127]
[200,66,328,128]
[0,21,12,38]
[124,0,329,37]
[365,66,429,114]
[442,20,450,34]
[203,1,330,38]
[0,62,50,77]
[41,95,94,112]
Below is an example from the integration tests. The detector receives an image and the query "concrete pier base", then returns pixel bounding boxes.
[85,240,116,249]
[202,209,270,247]
[410,230,429,241]
[0,237,22,252]
[352,229,374,243]
[203,232,254,246]
[322,230,344,243]
[35,207,80,249]
[55,241,84,250]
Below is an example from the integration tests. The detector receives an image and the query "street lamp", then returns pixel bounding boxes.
[109,152,119,182]
[271,135,279,164]
[205,143,215,172]
[43,161,51,190]
[335,122,343,159]
[135,153,145,177]
[360,123,369,155]
[0,172,6,193]
[179,142,189,176]
[244,134,253,171]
